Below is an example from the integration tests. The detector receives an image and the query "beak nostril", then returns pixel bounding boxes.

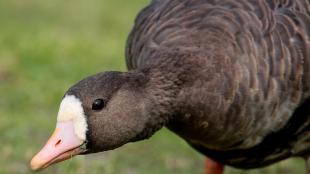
[55,139,62,147]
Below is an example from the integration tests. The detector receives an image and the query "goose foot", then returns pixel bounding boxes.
[205,158,224,174]
[306,157,310,174]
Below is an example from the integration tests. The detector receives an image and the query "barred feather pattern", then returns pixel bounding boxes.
[126,0,310,168]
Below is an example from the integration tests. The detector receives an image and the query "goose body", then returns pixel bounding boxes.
[31,0,310,173]
[127,0,310,168]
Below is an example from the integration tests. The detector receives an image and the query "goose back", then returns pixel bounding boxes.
[126,0,310,168]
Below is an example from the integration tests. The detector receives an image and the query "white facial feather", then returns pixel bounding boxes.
[57,95,88,141]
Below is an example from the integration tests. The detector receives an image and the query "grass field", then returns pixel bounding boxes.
[0,0,306,173]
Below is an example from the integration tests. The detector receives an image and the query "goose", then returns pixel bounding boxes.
[30,0,310,173]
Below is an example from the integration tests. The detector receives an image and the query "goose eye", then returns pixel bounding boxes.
[92,99,106,111]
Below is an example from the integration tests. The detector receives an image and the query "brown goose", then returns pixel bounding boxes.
[30,0,310,173]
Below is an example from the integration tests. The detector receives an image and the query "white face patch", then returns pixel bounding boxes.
[57,95,88,141]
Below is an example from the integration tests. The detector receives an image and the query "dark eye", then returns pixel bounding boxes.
[92,99,106,111]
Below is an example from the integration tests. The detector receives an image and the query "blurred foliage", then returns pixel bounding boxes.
[0,0,305,173]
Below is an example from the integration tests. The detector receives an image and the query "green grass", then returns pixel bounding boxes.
[0,0,306,173]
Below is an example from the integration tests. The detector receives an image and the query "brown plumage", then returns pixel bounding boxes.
[31,0,310,173]
[126,0,310,169]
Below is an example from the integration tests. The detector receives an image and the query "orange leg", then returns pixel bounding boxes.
[205,158,224,174]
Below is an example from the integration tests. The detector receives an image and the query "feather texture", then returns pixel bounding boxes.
[126,0,310,168]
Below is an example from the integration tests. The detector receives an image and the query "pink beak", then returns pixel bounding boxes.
[30,121,84,171]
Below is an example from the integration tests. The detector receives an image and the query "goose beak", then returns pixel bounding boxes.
[30,121,85,171]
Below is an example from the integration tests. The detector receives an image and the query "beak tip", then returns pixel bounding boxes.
[30,155,42,171]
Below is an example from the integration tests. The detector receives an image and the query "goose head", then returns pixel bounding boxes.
[30,71,157,170]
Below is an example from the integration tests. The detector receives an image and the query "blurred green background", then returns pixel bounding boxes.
[0,0,305,173]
